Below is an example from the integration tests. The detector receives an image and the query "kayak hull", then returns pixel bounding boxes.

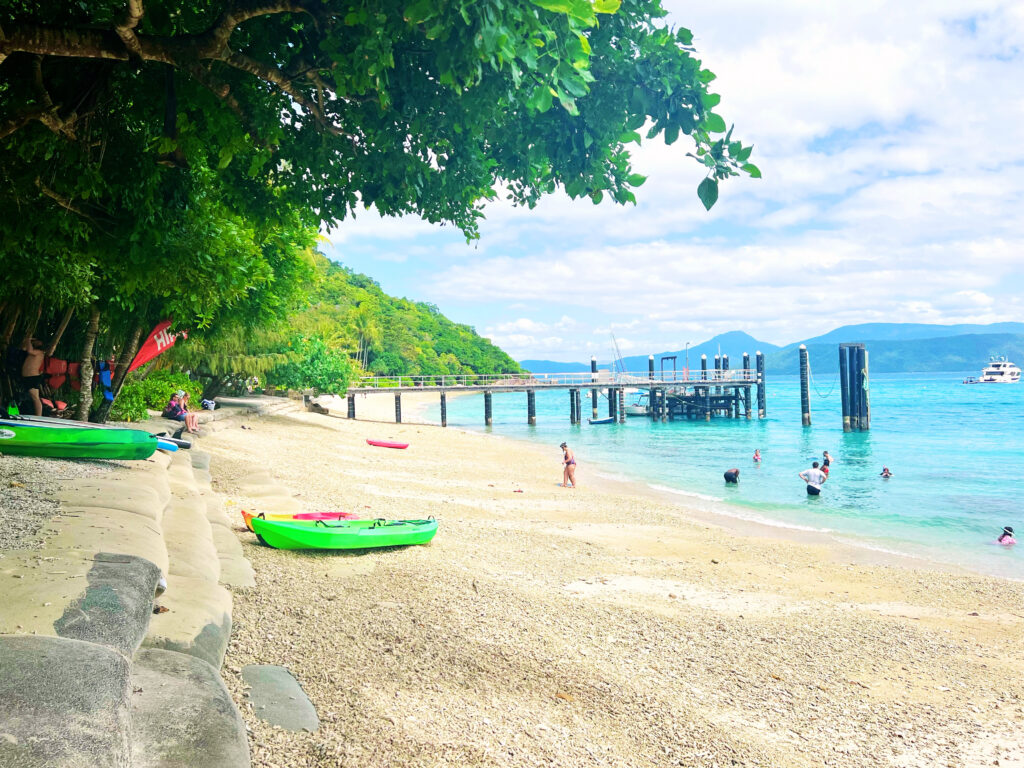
[241,509,360,532]
[0,420,157,460]
[366,439,408,449]
[251,516,437,550]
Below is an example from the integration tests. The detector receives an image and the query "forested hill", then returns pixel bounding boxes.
[301,257,520,377]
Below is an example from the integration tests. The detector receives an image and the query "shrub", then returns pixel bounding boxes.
[117,370,205,417]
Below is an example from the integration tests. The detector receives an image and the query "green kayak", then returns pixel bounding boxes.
[0,419,157,460]
[251,516,438,550]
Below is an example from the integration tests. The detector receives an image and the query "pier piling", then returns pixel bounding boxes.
[574,389,582,425]
[742,353,752,418]
[845,346,861,430]
[618,388,626,423]
[756,351,766,418]
[569,389,577,424]
[394,393,402,424]
[857,346,870,430]
[799,345,811,426]
[440,392,447,427]
[347,394,355,420]
[608,387,617,419]
[527,390,536,426]
[484,391,493,426]
[591,356,599,419]
[839,346,851,432]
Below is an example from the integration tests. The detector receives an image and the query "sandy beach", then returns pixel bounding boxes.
[193,394,1024,768]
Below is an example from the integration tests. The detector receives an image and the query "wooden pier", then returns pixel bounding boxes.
[344,351,768,426]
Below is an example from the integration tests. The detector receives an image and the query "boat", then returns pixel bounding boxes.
[366,439,409,449]
[250,516,438,550]
[0,418,158,460]
[241,509,360,532]
[624,390,648,416]
[4,413,191,448]
[588,416,617,425]
[963,356,1021,384]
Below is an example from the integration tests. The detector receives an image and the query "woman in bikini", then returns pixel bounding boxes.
[560,442,577,489]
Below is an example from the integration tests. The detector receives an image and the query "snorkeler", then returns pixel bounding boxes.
[880,466,892,478]
[997,526,1016,546]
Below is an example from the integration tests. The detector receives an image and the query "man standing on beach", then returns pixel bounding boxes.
[20,335,45,416]
[799,461,827,496]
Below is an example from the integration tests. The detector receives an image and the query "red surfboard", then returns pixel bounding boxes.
[366,439,409,449]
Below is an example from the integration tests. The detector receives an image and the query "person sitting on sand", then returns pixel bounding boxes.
[753,449,761,463]
[880,466,892,478]
[997,526,1016,546]
[162,391,199,434]
[799,461,826,496]
[560,442,577,489]
[20,335,45,416]
[179,391,201,434]
[724,468,740,484]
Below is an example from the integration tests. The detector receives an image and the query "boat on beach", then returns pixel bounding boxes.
[963,356,1021,384]
[250,516,437,550]
[0,417,158,460]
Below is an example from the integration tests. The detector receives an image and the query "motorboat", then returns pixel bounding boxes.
[963,356,1021,384]
[624,390,648,416]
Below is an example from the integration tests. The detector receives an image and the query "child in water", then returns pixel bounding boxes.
[880,466,892,478]
[753,449,761,463]
[997,526,1016,546]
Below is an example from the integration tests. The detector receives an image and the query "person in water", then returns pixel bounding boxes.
[560,442,577,489]
[880,466,893,478]
[724,468,740,484]
[822,450,832,468]
[799,461,827,496]
[753,449,761,463]
[997,526,1016,545]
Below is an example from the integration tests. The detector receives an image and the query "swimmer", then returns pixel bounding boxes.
[880,466,892,478]
[822,450,832,468]
[997,526,1016,546]
[723,468,740,484]
[753,449,761,463]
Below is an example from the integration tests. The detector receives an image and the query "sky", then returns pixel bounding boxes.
[323,0,1024,363]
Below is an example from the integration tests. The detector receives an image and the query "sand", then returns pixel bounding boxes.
[199,394,1024,768]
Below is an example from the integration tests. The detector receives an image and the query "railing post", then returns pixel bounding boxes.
[440,392,447,428]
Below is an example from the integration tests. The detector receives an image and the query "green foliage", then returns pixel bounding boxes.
[107,384,150,423]
[124,370,205,412]
[268,337,355,394]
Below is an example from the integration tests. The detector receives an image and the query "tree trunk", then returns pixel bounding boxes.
[24,303,42,340]
[45,306,75,355]
[2,306,21,345]
[92,321,143,423]
[76,304,101,421]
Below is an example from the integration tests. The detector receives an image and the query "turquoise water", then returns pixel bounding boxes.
[427,373,1023,580]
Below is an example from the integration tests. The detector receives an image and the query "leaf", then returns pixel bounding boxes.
[697,177,719,210]
[736,145,753,162]
[593,0,621,13]
[626,173,647,186]
[704,113,727,133]
[741,163,762,179]
[664,123,680,145]
[700,92,721,109]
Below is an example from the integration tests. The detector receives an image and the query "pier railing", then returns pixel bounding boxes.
[350,369,757,390]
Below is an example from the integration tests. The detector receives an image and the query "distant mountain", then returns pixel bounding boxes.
[619,331,780,372]
[791,322,1024,348]
[519,324,1024,375]
[766,333,1024,374]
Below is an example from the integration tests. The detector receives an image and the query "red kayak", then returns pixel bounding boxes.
[366,439,409,449]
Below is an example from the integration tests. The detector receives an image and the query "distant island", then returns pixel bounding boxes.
[520,322,1024,375]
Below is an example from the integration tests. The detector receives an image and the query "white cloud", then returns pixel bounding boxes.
[327,0,1024,358]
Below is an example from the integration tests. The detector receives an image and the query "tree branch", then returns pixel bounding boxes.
[35,178,94,220]
[114,0,145,59]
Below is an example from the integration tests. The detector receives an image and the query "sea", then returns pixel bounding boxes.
[424,372,1023,580]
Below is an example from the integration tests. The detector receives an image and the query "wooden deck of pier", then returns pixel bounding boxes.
[340,352,768,426]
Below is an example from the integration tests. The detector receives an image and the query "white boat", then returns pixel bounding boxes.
[963,356,1021,384]
[624,390,648,415]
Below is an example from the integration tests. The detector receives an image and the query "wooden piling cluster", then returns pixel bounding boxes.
[839,343,870,431]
